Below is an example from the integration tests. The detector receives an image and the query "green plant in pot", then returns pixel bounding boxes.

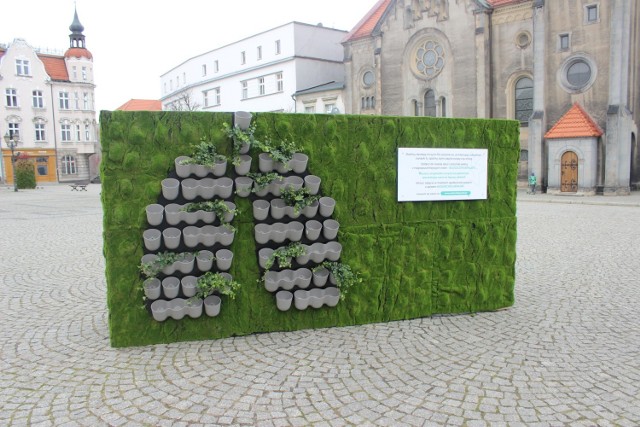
[139,251,184,278]
[180,137,227,167]
[247,172,282,193]
[222,122,258,165]
[280,187,320,215]
[181,199,238,227]
[258,138,301,167]
[314,261,362,301]
[195,272,241,300]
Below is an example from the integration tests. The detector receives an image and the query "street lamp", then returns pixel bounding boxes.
[4,130,20,192]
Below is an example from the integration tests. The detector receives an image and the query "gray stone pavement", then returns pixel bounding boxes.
[0,184,639,426]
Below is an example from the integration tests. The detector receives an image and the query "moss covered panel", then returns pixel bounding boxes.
[101,111,519,347]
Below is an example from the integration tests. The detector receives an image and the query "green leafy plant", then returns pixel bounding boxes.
[181,199,238,226]
[223,122,258,165]
[314,262,363,300]
[15,159,36,189]
[258,138,301,167]
[264,242,306,271]
[280,187,320,214]
[139,252,185,278]
[180,137,226,167]
[195,272,242,300]
[247,172,282,192]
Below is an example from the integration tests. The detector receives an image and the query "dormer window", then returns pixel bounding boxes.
[16,59,30,76]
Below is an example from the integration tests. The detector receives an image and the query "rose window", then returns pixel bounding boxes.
[415,40,445,78]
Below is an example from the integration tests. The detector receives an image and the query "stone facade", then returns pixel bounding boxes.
[343,0,640,194]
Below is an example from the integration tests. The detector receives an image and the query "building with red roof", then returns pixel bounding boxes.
[343,0,640,195]
[117,99,163,111]
[0,8,98,185]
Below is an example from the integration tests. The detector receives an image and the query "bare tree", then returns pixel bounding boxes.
[167,91,200,111]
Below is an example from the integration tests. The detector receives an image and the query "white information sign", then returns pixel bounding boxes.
[397,148,488,202]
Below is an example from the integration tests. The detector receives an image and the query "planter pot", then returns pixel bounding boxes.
[218,228,235,246]
[215,249,234,271]
[294,290,310,310]
[312,268,329,287]
[212,159,227,177]
[270,199,287,220]
[161,178,180,200]
[162,277,180,299]
[216,177,234,199]
[204,295,222,317]
[174,253,195,274]
[308,288,325,309]
[322,219,340,240]
[275,160,291,174]
[234,111,252,130]
[319,197,336,217]
[254,224,271,245]
[181,276,198,298]
[235,177,253,198]
[164,204,182,226]
[253,200,270,221]
[183,225,235,248]
[304,175,321,195]
[150,300,169,321]
[302,201,319,218]
[278,176,304,194]
[146,204,164,226]
[143,229,162,251]
[165,204,216,226]
[258,248,274,269]
[234,155,252,176]
[238,142,250,155]
[186,298,203,318]
[324,287,340,307]
[264,268,312,292]
[175,156,192,178]
[167,299,187,320]
[192,164,211,178]
[324,241,343,261]
[196,250,215,271]
[143,278,161,300]
[162,228,181,250]
[181,178,199,200]
[268,177,286,197]
[305,220,322,241]
[289,153,309,174]
[276,291,293,311]
[222,201,236,223]
[183,226,200,248]
[258,153,274,173]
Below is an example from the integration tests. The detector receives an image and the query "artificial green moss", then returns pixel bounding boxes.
[101,111,519,347]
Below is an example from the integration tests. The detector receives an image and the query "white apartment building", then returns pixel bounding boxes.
[160,22,347,113]
[0,9,98,184]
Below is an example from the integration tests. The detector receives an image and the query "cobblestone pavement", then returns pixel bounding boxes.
[1,185,639,426]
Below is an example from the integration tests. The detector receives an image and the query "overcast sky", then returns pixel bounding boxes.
[1,0,375,112]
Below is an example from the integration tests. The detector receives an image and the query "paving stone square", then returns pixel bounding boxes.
[1,185,639,426]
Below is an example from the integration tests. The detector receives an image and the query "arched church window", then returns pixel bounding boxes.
[515,77,533,125]
[440,97,446,117]
[413,100,420,116]
[414,40,445,79]
[424,90,436,117]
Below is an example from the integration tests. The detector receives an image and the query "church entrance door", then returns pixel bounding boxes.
[561,151,578,192]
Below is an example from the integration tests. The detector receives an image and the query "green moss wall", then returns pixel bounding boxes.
[101,111,519,347]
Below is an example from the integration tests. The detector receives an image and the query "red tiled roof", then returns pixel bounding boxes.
[38,54,69,81]
[117,99,163,111]
[64,47,93,60]
[344,0,392,42]
[545,103,603,139]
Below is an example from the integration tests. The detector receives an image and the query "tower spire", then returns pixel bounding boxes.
[69,6,86,48]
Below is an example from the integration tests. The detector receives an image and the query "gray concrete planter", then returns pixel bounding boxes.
[145,204,164,226]
[204,295,222,317]
[264,268,312,292]
[295,242,342,265]
[181,275,198,298]
[143,278,161,300]
[143,229,162,251]
[161,178,180,200]
[275,290,293,311]
[215,249,234,271]
[161,277,180,299]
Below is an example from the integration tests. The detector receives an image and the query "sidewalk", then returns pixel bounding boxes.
[518,188,640,207]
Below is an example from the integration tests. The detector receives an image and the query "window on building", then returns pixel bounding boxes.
[259,77,265,95]
[203,90,209,107]
[586,4,598,22]
[72,66,78,80]
[567,60,592,88]
[305,104,315,113]
[32,90,44,108]
[325,103,336,114]
[6,88,18,107]
[83,93,89,110]
[241,51,246,64]
[214,60,219,73]
[170,80,173,91]
[61,122,72,141]
[413,100,420,116]
[257,46,262,60]
[8,123,20,138]
[241,81,248,99]
[74,92,80,109]
[76,124,81,141]
[440,97,447,117]
[164,82,167,94]
[202,64,207,76]
[214,87,221,105]
[276,73,283,92]
[59,92,69,109]
[36,157,48,176]
[183,72,186,85]
[424,90,436,117]
[559,34,570,50]
[35,122,46,142]
[515,77,533,125]
[85,124,91,141]
[16,59,30,76]
[82,66,87,80]
[275,40,281,55]
[61,155,77,175]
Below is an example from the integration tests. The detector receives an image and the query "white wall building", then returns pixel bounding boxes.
[0,8,99,184]
[160,22,347,113]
